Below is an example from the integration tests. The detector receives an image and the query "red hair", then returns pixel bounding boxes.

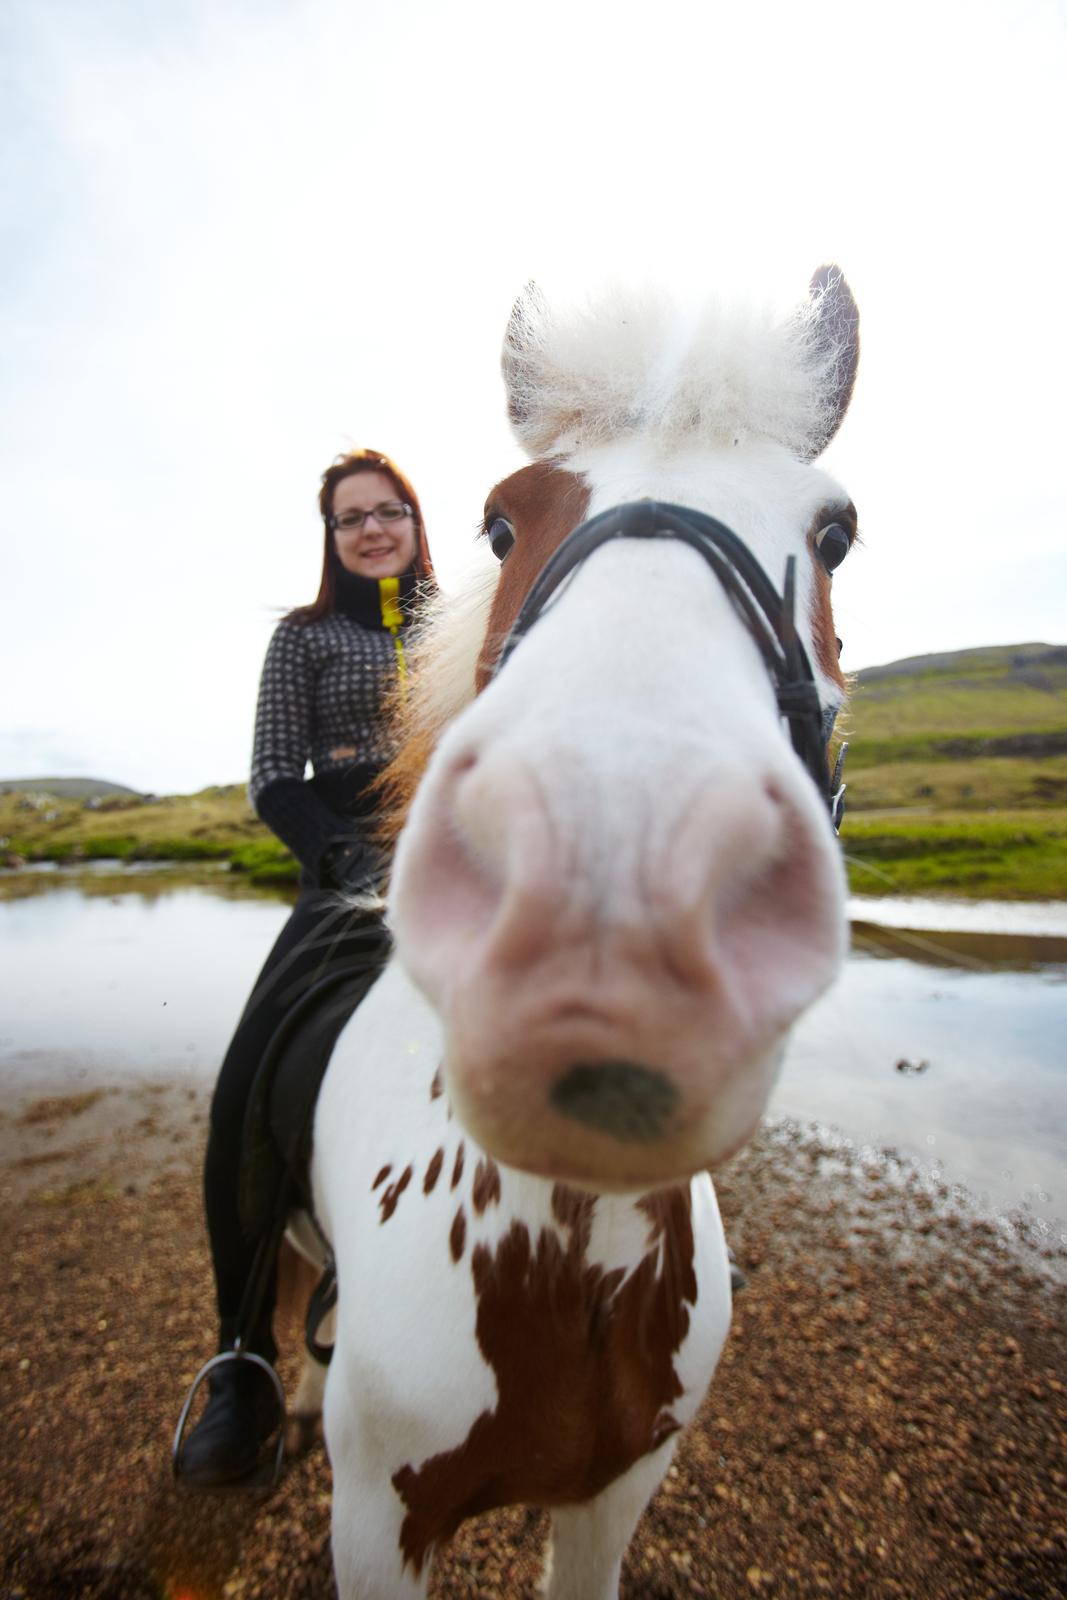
[288,448,435,623]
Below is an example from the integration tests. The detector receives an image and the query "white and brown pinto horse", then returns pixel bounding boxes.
[304,268,860,1597]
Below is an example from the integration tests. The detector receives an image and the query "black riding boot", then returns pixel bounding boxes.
[179,1324,282,1487]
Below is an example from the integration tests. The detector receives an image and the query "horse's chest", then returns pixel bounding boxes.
[385,1175,699,1572]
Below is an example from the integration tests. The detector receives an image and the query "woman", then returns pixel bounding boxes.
[179,448,434,1486]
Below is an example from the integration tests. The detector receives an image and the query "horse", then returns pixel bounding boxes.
[297,266,861,1597]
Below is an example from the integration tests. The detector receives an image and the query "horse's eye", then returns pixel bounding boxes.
[814,522,850,573]
[487,517,515,563]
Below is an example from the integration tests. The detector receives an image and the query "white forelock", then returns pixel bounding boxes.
[503,281,846,462]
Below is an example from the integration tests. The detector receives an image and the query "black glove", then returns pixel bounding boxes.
[316,836,386,895]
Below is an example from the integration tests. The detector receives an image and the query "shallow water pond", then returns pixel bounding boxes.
[1,868,1064,1242]
[776,923,1065,1234]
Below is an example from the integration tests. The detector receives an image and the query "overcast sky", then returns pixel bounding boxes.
[2,0,1064,794]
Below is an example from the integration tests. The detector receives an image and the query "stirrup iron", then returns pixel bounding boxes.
[171,1346,286,1487]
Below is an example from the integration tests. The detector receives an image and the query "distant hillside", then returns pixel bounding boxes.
[0,776,143,801]
[856,642,1067,687]
[0,782,291,884]
[841,643,1067,896]
[846,643,1067,775]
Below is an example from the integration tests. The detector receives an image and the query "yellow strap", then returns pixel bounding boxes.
[379,577,403,631]
[378,578,408,695]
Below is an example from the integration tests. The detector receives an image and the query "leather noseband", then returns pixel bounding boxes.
[491,499,847,831]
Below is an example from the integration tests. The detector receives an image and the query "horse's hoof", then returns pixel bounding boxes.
[727,1245,747,1293]
[285,1412,322,1459]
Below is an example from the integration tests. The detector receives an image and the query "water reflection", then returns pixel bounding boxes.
[851,919,1067,971]
[0,860,296,907]
[775,943,1066,1228]
[846,894,1067,937]
[0,880,292,1078]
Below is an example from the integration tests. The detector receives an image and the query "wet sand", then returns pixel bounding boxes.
[0,1065,1064,1599]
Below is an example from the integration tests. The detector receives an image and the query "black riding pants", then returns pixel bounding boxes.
[203,888,383,1346]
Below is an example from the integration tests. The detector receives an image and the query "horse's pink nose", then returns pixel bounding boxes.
[394,742,843,1031]
[391,740,845,1184]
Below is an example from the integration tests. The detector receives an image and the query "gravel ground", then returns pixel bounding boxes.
[0,1074,1064,1600]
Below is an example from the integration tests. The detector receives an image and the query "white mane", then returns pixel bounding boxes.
[503,281,847,462]
[394,552,498,752]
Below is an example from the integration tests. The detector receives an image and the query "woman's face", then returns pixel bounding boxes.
[331,470,418,579]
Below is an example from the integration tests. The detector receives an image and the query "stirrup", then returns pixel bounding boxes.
[726,1245,747,1294]
[172,1346,287,1487]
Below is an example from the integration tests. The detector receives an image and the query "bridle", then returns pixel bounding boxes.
[492,499,848,831]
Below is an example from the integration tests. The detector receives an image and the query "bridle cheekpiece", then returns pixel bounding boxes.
[492,500,847,831]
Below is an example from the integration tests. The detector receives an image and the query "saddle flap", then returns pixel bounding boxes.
[238,919,390,1234]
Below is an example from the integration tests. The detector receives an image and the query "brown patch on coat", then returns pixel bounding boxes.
[379,1164,413,1223]
[475,463,590,690]
[374,463,589,854]
[450,1207,467,1263]
[430,1067,444,1101]
[372,1164,392,1191]
[805,501,857,691]
[373,721,440,855]
[472,1158,501,1215]
[423,1148,445,1194]
[273,1236,320,1347]
[451,1143,465,1191]
[392,1185,696,1573]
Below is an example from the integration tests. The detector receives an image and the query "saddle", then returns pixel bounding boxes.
[173,920,390,1484]
[238,912,392,1236]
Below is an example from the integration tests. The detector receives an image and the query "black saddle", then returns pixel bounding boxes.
[238,912,392,1236]
[175,917,391,1481]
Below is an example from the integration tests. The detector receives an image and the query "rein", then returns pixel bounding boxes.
[493,499,847,831]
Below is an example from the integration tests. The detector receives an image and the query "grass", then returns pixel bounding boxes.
[229,838,301,884]
[0,785,300,886]
[834,643,1067,898]
[842,731,1067,771]
[850,642,1067,741]
[842,811,1067,899]
[842,754,1067,812]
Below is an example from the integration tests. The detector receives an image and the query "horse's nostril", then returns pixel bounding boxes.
[762,777,787,808]
[550,1060,678,1143]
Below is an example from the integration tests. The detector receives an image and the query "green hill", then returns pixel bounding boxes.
[0,776,144,801]
[844,643,1067,811]
[848,642,1066,755]
[840,643,1066,898]
[0,784,293,886]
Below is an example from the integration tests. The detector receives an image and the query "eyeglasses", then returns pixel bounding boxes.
[331,501,412,532]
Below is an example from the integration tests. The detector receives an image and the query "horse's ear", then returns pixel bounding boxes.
[806,264,860,456]
[501,280,547,437]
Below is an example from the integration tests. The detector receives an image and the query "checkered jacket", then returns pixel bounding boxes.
[249,611,405,876]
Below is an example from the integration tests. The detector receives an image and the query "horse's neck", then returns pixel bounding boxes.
[467,1148,698,1284]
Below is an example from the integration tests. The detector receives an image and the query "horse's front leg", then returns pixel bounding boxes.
[542,1438,677,1600]
[286,1317,331,1456]
[329,1467,429,1600]
[325,1362,431,1600]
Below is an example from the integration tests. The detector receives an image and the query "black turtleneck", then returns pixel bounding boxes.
[332,562,420,629]
[248,566,421,884]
